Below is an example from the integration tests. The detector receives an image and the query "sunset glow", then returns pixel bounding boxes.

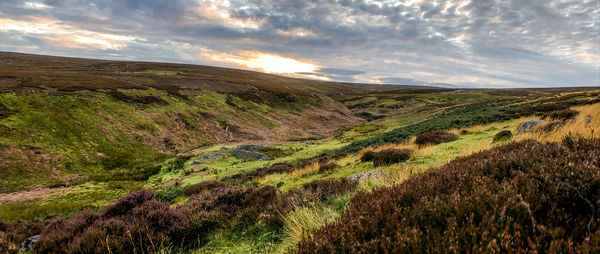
[215,52,317,74]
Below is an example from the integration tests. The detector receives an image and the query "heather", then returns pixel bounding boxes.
[3,178,358,253]
[297,137,600,253]
[415,130,458,146]
[361,149,411,167]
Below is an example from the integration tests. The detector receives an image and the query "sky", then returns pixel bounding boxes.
[0,0,598,88]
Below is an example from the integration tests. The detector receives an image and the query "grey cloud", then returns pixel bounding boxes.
[0,0,597,87]
[317,68,365,76]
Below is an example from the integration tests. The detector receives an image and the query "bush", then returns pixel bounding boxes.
[297,138,600,253]
[360,151,377,162]
[14,178,359,253]
[372,149,411,167]
[318,161,340,172]
[415,130,458,146]
[361,149,411,166]
[36,190,192,253]
[184,180,227,196]
[492,130,512,142]
[543,109,579,121]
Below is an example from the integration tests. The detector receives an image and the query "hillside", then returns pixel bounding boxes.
[0,53,599,253]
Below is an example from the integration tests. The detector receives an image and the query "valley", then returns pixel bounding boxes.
[0,52,598,253]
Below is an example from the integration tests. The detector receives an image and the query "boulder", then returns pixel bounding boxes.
[349,170,389,182]
[20,234,40,252]
[517,119,543,134]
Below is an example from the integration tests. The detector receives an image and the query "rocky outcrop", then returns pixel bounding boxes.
[349,170,389,182]
[517,119,543,134]
[20,235,40,253]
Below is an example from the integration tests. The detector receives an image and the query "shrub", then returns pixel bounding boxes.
[15,178,358,253]
[318,161,340,172]
[361,149,411,166]
[360,151,377,162]
[296,138,600,253]
[415,130,458,146]
[543,109,579,121]
[289,178,358,202]
[184,180,227,196]
[372,149,411,167]
[492,130,512,142]
[36,191,192,253]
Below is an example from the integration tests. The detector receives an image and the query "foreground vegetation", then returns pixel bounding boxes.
[298,137,600,252]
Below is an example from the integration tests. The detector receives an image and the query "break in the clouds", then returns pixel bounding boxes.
[0,0,598,88]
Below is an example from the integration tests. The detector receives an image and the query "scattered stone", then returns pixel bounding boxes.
[230,149,271,160]
[349,170,389,182]
[227,144,271,160]
[20,234,40,253]
[517,119,543,134]
[399,161,414,167]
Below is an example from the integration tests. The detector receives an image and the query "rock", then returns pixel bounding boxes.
[349,170,389,182]
[230,149,271,160]
[517,120,543,134]
[584,117,592,125]
[20,234,40,252]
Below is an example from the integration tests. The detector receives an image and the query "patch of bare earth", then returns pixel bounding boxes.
[0,187,66,204]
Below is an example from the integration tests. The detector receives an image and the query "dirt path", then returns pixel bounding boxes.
[0,187,66,204]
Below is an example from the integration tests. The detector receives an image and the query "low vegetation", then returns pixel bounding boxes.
[415,130,458,146]
[492,130,512,142]
[297,137,600,253]
[361,149,411,167]
[543,109,579,121]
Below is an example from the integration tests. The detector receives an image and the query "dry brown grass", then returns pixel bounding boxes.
[290,162,321,178]
[515,103,600,142]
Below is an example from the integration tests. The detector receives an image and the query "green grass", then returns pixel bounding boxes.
[0,181,143,221]
[192,194,351,254]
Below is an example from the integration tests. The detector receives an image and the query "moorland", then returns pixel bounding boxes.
[0,52,598,253]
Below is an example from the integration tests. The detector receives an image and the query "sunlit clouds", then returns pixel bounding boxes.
[0,0,598,87]
[213,52,317,74]
[0,17,137,50]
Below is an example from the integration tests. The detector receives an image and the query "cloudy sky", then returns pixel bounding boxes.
[0,0,598,87]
